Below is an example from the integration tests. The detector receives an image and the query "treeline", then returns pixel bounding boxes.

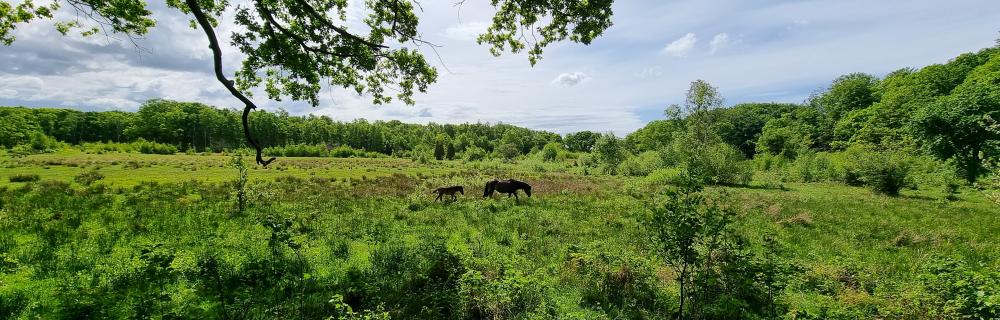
[582,45,1000,187]
[0,100,562,159]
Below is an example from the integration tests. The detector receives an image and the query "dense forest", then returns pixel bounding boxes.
[0,102,564,160]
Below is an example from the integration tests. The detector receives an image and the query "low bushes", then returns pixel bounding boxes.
[463,146,486,162]
[758,146,923,196]
[842,148,914,196]
[79,139,178,155]
[919,257,1000,318]
[74,170,105,186]
[9,174,40,182]
[980,167,1000,204]
[619,151,666,176]
[263,144,383,158]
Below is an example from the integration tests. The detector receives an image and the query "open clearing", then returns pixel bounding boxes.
[2,152,997,318]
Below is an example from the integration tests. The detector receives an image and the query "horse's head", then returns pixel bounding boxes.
[523,184,532,197]
[483,180,496,197]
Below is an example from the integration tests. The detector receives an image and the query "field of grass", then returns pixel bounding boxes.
[2,152,998,319]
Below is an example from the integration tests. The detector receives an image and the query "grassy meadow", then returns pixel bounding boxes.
[2,151,997,319]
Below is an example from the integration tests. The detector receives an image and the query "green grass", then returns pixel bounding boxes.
[1,153,997,319]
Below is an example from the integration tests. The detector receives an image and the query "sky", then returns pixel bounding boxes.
[1,0,999,135]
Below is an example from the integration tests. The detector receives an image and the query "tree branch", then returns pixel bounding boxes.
[291,0,388,50]
[257,3,357,58]
[186,0,275,166]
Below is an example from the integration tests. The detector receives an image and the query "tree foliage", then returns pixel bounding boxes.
[914,54,1000,182]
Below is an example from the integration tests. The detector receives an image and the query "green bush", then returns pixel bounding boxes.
[9,174,40,182]
[791,152,836,183]
[331,145,380,158]
[980,167,1000,204]
[541,142,562,162]
[919,257,1000,318]
[27,132,64,152]
[843,148,914,196]
[690,143,753,186]
[593,134,625,174]
[73,170,105,186]
[463,146,486,162]
[497,143,520,162]
[569,244,671,317]
[625,167,683,197]
[134,138,179,154]
[619,151,665,176]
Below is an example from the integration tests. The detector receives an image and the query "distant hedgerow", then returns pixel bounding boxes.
[9,174,40,182]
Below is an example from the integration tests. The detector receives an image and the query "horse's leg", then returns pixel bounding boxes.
[436,192,442,202]
[514,192,519,201]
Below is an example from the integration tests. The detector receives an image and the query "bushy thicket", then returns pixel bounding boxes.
[918,258,1000,318]
[263,144,382,158]
[79,139,179,155]
[619,151,665,176]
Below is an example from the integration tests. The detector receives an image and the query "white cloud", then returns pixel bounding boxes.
[662,33,697,57]
[552,72,591,86]
[637,66,664,79]
[444,22,489,41]
[709,33,730,54]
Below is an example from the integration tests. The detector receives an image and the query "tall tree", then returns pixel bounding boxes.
[815,73,880,123]
[681,79,723,146]
[914,55,1000,182]
[1,0,615,165]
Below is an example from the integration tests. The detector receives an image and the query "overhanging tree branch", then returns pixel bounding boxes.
[185,0,275,166]
[291,0,388,50]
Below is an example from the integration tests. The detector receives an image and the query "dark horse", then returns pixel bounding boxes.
[433,186,464,202]
[483,179,532,200]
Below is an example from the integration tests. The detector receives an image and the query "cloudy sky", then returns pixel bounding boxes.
[1,0,998,134]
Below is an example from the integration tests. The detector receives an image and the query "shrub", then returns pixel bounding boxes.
[568,244,670,316]
[706,143,754,185]
[624,167,683,197]
[791,152,835,183]
[651,178,791,318]
[27,132,63,152]
[463,146,486,162]
[73,170,105,186]
[9,174,40,182]
[134,138,179,154]
[684,143,752,185]
[541,142,561,162]
[980,167,1000,204]
[619,151,665,176]
[497,143,520,162]
[593,134,625,174]
[844,148,914,196]
[919,257,1000,319]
